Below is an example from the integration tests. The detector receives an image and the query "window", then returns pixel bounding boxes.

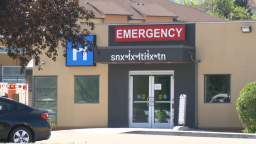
[205,75,231,103]
[2,66,26,83]
[26,69,33,92]
[0,47,25,53]
[34,76,57,124]
[0,101,16,111]
[0,46,7,53]
[75,76,99,103]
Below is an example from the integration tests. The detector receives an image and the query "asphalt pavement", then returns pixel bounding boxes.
[36,128,256,144]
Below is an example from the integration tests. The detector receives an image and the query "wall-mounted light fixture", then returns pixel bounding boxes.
[241,26,251,33]
[41,61,46,65]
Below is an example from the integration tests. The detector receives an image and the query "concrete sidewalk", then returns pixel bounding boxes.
[55,128,256,139]
[121,128,256,139]
[38,129,256,144]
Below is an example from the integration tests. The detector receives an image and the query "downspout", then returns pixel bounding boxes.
[189,53,199,128]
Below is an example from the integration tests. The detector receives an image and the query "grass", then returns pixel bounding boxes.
[4,143,83,144]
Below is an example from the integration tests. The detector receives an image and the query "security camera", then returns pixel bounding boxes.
[41,61,46,65]
[198,59,203,63]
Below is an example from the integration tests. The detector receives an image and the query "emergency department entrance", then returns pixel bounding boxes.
[94,23,197,128]
[129,71,174,128]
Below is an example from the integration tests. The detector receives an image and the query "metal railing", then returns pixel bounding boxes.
[1,76,26,83]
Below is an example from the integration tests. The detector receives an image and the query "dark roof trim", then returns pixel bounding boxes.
[95,22,196,25]
[104,14,133,16]
[98,45,195,49]
[146,15,179,18]
[128,18,146,20]
[78,17,105,19]
[94,20,256,26]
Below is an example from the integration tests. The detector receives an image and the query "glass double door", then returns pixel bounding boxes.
[129,71,174,128]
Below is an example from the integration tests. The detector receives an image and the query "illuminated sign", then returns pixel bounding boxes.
[66,35,95,66]
[115,25,185,42]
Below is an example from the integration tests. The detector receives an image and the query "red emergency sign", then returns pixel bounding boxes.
[115,25,185,42]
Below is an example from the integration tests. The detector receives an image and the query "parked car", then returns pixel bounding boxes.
[209,93,230,103]
[0,96,51,143]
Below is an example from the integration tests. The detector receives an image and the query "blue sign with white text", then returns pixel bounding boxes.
[66,35,95,66]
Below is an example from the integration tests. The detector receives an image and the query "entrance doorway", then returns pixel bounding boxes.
[129,71,174,128]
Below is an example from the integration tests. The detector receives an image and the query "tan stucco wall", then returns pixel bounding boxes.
[28,91,32,106]
[128,20,144,23]
[0,42,31,66]
[145,17,173,23]
[33,25,109,127]
[196,22,256,129]
[103,15,128,23]
[0,42,19,66]
[0,54,20,66]
[76,18,103,24]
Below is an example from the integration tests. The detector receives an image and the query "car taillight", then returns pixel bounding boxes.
[41,113,49,119]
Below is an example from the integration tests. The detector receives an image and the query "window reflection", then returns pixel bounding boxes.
[205,75,231,103]
[34,76,57,124]
[2,66,26,83]
[75,76,99,103]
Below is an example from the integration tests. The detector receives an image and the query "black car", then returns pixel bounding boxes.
[0,96,51,143]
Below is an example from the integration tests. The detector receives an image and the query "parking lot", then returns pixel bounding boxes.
[36,128,256,144]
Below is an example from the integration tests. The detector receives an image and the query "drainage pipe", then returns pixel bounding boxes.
[190,53,199,128]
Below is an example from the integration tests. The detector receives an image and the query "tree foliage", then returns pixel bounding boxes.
[236,81,256,133]
[231,6,255,20]
[175,0,255,20]
[175,0,181,4]
[235,0,249,8]
[0,0,98,73]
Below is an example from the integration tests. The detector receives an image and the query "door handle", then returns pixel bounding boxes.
[150,98,154,106]
[4,113,11,116]
[148,97,154,106]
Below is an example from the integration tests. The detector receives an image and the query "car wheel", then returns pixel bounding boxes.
[9,127,32,143]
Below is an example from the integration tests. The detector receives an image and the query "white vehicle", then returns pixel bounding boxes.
[0,82,29,105]
[210,93,230,103]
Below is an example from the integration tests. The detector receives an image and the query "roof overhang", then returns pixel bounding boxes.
[94,45,195,63]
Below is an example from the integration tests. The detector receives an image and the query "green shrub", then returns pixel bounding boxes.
[49,115,57,129]
[236,81,256,133]
[49,119,57,129]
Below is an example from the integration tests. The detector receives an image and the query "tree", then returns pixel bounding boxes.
[175,0,181,4]
[230,6,255,20]
[0,0,98,74]
[194,0,234,20]
[183,0,190,5]
[190,0,199,5]
[175,0,199,7]
[233,0,255,19]
[177,0,255,20]
[235,0,249,8]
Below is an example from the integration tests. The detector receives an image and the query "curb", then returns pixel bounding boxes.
[121,130,256,139]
